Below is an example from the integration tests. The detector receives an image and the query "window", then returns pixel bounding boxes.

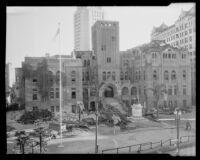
[131,87,137,95]
[138,71,140,80]
[112,36,116,41]
[185,37,188,43]
[185,23,188,29]
[71,71,76,82]
[72,105,76,113]
[56,106,59,112]
[168,86,172,95]
[33,106,38,111]
[185,31,188,35]
[183,85,186,95]
[107,57,111,63]
[112,72,115,81]
[168,53,171,58]
[33,88,38,100]
[82,72,84,81]
[50,88,54,99]
[87,60,90,66]
[174,85,177,95]
[182,54,186,59]
[189,36,192,42]
[107,72,111,79]
[71,88,76,99]
[189,44,192,49]
[84,60,87,67]
[51,106,54,112]
[183,70,186,80]
[32,78,37,83]
[56,88,59,98]
[164,71,169,80]
[101,45,106,51]
[144,71,146,80]
[153,70,157,80]
[103,72,106,81]
[125,72,128,80]
[171,70,176,80]
[86,72,89,81]
[120,72,124,80]
[189,29,192,34]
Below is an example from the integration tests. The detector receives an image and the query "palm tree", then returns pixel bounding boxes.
[147,83,167,118]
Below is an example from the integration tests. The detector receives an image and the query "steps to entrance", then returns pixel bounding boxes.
[102,98,126,114]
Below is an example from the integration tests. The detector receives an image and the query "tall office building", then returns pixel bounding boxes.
[151,5,196,106]
[74,7,105,51]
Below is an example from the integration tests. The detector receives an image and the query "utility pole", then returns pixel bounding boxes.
[95,66,99,154]
[174,108,181,156]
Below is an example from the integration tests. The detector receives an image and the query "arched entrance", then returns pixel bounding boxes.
[104,86,114,98]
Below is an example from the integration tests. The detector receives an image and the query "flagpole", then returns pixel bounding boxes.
[58,22,64,148]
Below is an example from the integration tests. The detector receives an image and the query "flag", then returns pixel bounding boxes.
[53,27,60,41]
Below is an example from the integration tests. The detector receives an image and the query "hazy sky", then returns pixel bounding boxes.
[6,3,194,84]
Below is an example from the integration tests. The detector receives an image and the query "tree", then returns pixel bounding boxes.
[147,83,167,118]
[15,131,30,154]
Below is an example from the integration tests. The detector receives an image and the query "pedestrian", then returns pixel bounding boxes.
[186,121,191,130]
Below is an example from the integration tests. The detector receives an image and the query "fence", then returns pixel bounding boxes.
[101,135,195,154]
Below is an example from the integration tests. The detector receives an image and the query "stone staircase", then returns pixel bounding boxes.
[101,98,127,115]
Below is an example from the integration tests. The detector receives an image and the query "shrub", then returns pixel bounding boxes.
[17,109,53,124]
[6,103,19,112]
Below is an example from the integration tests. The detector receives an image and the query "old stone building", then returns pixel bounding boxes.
[19,54,83,114]
[151,5,195,106]
[17,20,192,115]
[121,40,191,112]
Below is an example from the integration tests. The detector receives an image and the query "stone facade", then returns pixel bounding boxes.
[20,54,83,114]
[16,19,192,114]
[151,5,195,106]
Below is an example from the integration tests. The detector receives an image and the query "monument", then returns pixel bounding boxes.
[131,103,145,120]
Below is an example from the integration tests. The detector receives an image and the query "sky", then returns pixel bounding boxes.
[6,3,195,85]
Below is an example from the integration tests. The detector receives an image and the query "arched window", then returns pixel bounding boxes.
[86,72,89,81]
[71,71,76,82]
[56,71,60,83]
[131,87,137,95]
[120,72,124,80]
[164,70,169,80]
[48,71,53,83]
[171,70,176,80]
[103,72,106,81]
[84,60,87,67]
[87,60,90,66]
[122,87,129,96]
[125,72,128,80]
[138,71,140,80]
[112,72,115,81]
[183,70,186,80]
[107,72,111,79]
[135,71,138,81]
[153,70,157,80]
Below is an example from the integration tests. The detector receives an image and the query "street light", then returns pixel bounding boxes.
[174,108,182,156]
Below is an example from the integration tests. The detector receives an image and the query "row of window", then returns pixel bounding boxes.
[164,70,186,80]
[103,71,116,81]
[134,70,186,81]
[82,72,89,81]
[120,72,129,81]
[163,53,177,59]
[32,88,77,100]
[83,60,90,67]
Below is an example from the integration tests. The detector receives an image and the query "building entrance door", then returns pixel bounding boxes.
[104,86,114,98]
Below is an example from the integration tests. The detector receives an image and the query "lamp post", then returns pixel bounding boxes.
[174,108,182,156]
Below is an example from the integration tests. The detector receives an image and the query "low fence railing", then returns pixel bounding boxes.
[101,135,195,154]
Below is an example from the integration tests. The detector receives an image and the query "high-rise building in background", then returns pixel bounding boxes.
[151,5,195,106]
[74,7,105,51]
